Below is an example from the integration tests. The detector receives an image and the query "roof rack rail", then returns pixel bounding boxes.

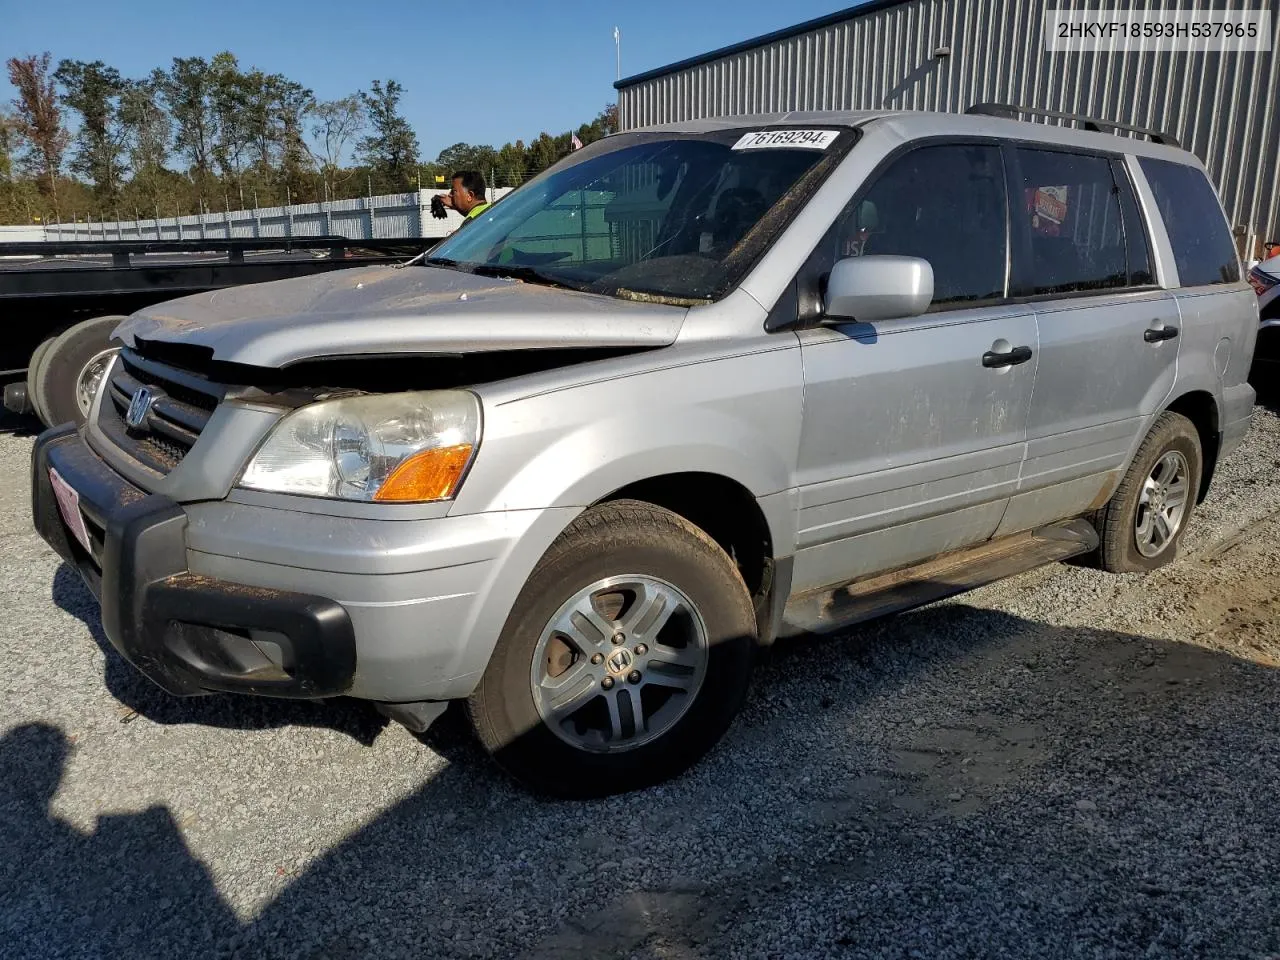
[965,102,1180,148]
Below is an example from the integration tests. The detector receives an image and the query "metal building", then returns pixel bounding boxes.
[615,0,1280,253]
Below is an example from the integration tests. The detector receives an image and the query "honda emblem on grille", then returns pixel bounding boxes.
[124,387,154,429]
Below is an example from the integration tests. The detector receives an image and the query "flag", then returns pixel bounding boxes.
[571,133,584,151]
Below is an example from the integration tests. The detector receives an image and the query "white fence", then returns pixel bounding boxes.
[36,188,514,243]
[0,225,45,243]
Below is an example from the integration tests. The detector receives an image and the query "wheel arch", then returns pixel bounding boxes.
[596,472,779,638]
[1163,390,1220,503]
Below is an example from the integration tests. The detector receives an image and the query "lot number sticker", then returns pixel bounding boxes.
[732,130,839,150]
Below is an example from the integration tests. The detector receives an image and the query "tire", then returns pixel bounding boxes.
[34,315,125,428]
[24,337,57,425]
[1094,411,1203,573]
[468,499,757,798]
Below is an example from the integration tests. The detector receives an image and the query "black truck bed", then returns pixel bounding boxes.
[0,236,435,378]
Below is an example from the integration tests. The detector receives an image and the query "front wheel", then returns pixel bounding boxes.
[468,500,757,798]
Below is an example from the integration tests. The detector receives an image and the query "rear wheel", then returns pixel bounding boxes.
[468,500,757,798]
[1094,411,1202,573]
[34,315,124,427]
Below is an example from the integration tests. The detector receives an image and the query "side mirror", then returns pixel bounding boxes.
[823,255,934,323]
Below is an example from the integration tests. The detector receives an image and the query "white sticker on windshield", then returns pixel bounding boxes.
[731,129,839,151]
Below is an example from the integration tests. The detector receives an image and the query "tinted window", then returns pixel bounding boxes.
[1138,157,1241,286]
[1013,149,1126,296]
[813,144,1007,309]
[1113,160,1154,286]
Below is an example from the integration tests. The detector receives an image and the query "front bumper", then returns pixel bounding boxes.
[32,425,356,698]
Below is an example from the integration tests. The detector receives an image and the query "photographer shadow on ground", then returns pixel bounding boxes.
[50,562,389,745]
[230,603,1280,959]
[25,563,1280,958]
[0,722,241,959]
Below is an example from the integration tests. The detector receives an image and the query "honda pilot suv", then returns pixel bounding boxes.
[32,106,1257,797]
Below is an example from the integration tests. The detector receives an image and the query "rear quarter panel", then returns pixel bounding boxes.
[1161,284,1258,474]
[1173,286,1258,396]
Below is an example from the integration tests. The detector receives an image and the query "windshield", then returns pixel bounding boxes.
[427,127,853,303]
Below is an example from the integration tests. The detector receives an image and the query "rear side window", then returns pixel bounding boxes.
[817,143,1008,308]
[1138,157,1241,286]
[1012,148,1127,296]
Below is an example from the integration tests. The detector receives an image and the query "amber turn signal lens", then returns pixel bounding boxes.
[373,444,474,502]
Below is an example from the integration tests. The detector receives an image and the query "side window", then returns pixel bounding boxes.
[1113,159,1154,286]
[802,143,1008,315]
[1138,156,1241,286]
[1012,148,1127,296]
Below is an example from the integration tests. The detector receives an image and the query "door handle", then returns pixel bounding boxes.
[1144,325,1180,343]
[982,345,1033,368]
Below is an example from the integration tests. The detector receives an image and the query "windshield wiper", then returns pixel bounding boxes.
[420,256,472,272]
[469,263,585,292]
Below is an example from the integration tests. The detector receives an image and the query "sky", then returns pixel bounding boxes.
[1,0,856,162]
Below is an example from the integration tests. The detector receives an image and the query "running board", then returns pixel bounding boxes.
[779,518,1098,638]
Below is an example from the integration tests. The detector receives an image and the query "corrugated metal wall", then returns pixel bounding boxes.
[617,0,1280,245]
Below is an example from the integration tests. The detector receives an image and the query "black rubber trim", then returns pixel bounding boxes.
[761,554,795,646]
[31,427,356,698]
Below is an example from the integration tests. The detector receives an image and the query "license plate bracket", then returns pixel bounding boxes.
[48,467,94,556]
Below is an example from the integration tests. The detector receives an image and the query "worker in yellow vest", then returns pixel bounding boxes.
[437,170,491,221]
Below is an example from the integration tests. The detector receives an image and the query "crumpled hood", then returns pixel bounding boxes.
[116,265,687,367]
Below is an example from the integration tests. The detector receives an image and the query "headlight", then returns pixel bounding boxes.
[239,391,480,502]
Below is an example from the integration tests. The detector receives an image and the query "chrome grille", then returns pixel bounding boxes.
[98,349,223,474]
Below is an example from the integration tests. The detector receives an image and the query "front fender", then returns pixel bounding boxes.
[452,345,803,524]
[437,347,804,686]
[485,412,792,511]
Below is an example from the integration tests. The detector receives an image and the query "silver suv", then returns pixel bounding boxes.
[33,108,1257,797]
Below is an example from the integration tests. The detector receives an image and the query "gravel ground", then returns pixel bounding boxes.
[3,406,1280,959]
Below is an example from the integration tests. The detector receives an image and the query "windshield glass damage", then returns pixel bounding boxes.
[427,128,854,302]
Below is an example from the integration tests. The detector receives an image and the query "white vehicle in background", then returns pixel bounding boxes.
[1248,248,1280,386]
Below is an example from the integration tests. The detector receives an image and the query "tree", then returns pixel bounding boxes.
[435,142,497,178]
[0,109,13,181]
[492,139,527,188]
[601,103,619,136]
[272,77,315,201]
[159,56,216,184]
[54,59,127,201]
[0,50,618,224]
[233,67,314,203]
[6,53,68,201]
[118,76,169,170]
[208,53,251,194]
[575,103,619,147]
[525,131,563,176]
[118,76,171,210]
[309,95,364,198]
[356,79,419,191]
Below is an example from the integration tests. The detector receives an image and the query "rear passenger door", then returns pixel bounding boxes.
[791,143,1039,592]
[1137,156,1255,437]
[1000,146,1181,536]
